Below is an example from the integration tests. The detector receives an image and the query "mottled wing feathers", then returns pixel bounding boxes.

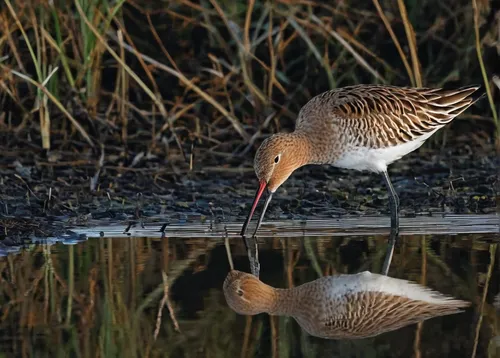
[296,84,483,148]
[319,291,468,339]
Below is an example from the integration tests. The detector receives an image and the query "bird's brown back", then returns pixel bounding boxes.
[295,84,483,149]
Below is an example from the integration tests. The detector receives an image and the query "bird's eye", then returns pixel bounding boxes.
[274,155,280,164]
[237,289,244,297]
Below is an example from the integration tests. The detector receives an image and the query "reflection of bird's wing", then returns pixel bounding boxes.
[319,291,467,339]
[296,84,483,148]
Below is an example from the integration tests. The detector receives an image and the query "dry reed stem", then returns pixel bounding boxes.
[244,0,255,53]
[335,27,398,75]
[267,9,277,98]
[270,315,278,358]
[209,0,268,106]
[10,68,95,147]
[4,0,41,81]
[413,237,428,358]
[1,14,26,73]
[114,18,161,95]
[397,0,422,86]
[154,271,180,340]
[146,13,181,73]
[372,0,415,86]
[288,16,334,88]
[117,30,128,144]
[471,244,497,358]
[241,315,253,358]
[176,0,218,14]
[224,236,234,270]
[310,15,384,82]
[472,0,498,138]
[39,28,75,87]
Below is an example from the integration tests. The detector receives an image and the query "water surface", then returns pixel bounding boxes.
[1,226,499,357]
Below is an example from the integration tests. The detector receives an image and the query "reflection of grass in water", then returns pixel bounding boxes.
[0,235,498,356]
[304,237,323,278]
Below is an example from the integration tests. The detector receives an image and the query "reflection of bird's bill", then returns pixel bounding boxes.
[248,240,260,277]
[240,182,273,278]
[241,232,261,277]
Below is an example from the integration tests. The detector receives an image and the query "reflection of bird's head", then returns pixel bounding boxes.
[223,270,276,315]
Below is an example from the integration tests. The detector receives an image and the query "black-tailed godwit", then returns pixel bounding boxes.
[241,84,484,240]
[224,270,469,339]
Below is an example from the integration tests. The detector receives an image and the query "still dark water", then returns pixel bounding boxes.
[1,231,500,358]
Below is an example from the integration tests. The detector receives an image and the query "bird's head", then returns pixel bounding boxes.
[240,133,310,237]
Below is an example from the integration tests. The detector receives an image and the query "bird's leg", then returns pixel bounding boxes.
[381,170,400,237]
[381,170,400,275]
[381,233,396,276]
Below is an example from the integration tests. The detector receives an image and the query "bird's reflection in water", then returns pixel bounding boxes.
[223,270,469,339]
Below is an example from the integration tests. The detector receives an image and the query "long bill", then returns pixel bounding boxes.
[240,180,273,237]
[252,191,273,237]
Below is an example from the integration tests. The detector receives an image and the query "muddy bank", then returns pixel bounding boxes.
[0,133,498,242]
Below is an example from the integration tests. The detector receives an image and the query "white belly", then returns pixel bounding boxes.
[332,129,439,173]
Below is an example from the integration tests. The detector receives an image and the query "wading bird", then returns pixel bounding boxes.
[224,270,469,339]
[241,84,483,241]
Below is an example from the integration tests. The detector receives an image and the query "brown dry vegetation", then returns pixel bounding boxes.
[0,0,499,166]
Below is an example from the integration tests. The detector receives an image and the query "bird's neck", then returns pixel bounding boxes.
[285,132,318,166]
[290,131,330,165]
[267,286,302,316]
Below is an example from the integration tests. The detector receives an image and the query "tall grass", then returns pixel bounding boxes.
[0,0,497,159]
[471,0,499,147]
